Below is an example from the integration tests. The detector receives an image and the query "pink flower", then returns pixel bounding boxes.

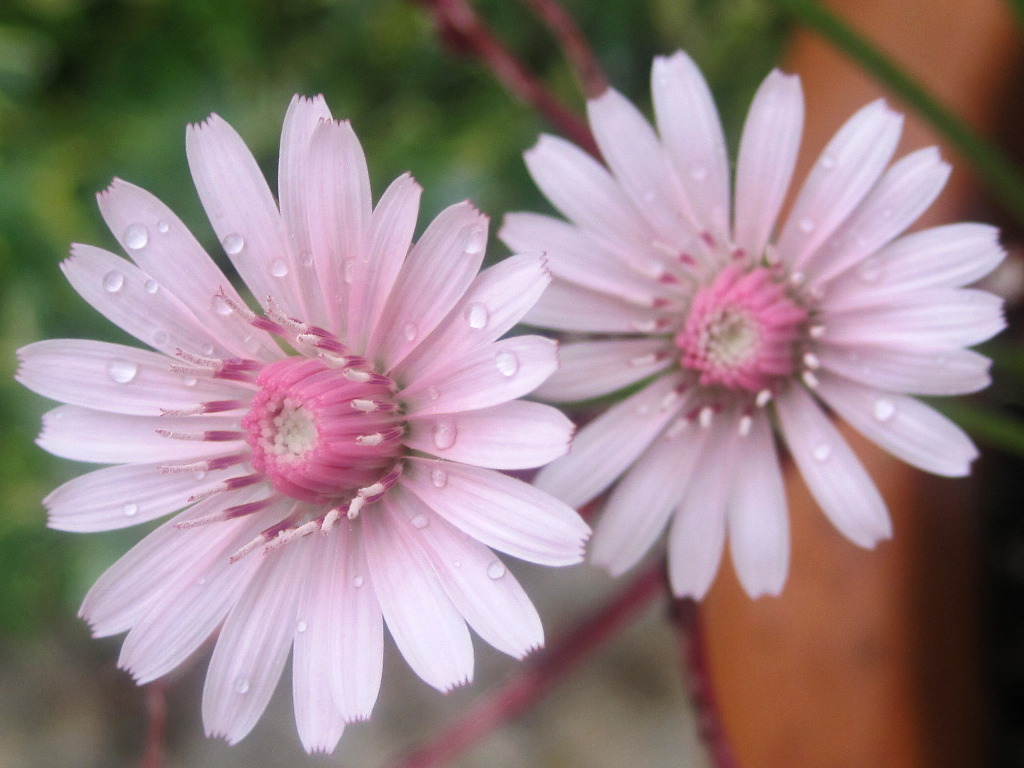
[501,51,1004,600]
[17,95,589,753]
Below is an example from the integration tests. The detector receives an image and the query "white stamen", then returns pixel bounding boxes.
[698,406,714,429]
[802,370,820,388]
[755,389,773,408]
[355,432,384,447]
[738,415,753,437]
[343,368,372,383]
[351,398,378,412]
[809,324,826,339]
[322,506,344,531]
[803,352,821,369]
[346,496,366,520]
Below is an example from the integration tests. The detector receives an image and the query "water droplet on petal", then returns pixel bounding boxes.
[432,417,457,450]
[402,323,417,341]
[296,620,307,633]
[873,398,896,422]
[410,514,429,529]
[103,271,125,292]
[194,470,207,481]
[122,502,138,517]
[352,575,364,588]
[820,153,836,170]
[182,376,198,387]
[495,351,519,377]
[270,259,288,278]
[197,576,207,586]
[689,164,708,181]
[642,189,656,202]
[430,468,448,488]
[427,387,440,401]
[144,279,159,294]
[300,251,314,267]
[812,442,832,462]
[857,258,883,282]
[464,302,488,329]
[211,295,233,316]
[157,220,170,234]
[107,359,138,384]
[235,678,250,695]
[124,224,149,250]
[202,343,215,356]
[464,228,486,255]
[153,330,169,346]
[344,260,355,284]
[222,233,245,255]
[452,559,462,569]
[798,217,816,233]
[487,561,506,580]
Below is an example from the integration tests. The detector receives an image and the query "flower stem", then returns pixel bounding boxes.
[388,562,668,768]
[670,599,738,768]
[410,0,599,156]
[778,0,1024,228]
[517,0,608,98]
[138,682,167,768]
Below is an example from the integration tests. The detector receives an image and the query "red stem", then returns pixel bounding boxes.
[671,598,739,768]
[519,0,608,98]
[138,682,168,768]
[388,561,669,768]
[410,0,600,157]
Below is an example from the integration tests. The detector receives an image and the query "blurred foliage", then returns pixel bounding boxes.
[0,0,788,638]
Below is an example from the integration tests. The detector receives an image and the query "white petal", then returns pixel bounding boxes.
[823,223,1005,311]
[278,95,334,328]
[774,384,892,548]
[44,461,240,532]
[291,534,346,754]
[823,288,1005,348]
[348,173,422,353]
[306,118,372,335]
[532,338,673,402]
[733,70,804,258]
[808,147,951,287]
[386,486,543,659]
[590,417,710,576]
[666,410,740,599]
[400,335,558,415]
[363,502,474,692]
[651,51,731,237]
[367,202,488,369]
[401,459,589,566]
[202,542,307,745]
[499,213,662,305]
[524,134,654,255]
[779,100,903,269]
[37,405,244,464]
[815,373,978,477]
[397,253,552,384]
[588,86,694,243]
[17,339,244,416]
[330,522,383,722]
[525,278,665,333]
[817,344,991,395]
[186,114,304,320]
[62,244,237,360]
[96,179,281,361]
[405,401,572,469]
[534,373,686,508]
[726,413,789,598]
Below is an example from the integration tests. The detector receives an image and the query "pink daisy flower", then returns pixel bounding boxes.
[17,95,589,753]
[501,51,1004,600]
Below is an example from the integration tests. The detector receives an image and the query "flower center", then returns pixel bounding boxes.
[676,265,807,392]
[242,357,403,503]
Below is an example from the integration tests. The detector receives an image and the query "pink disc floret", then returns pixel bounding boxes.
[675,265,807,392]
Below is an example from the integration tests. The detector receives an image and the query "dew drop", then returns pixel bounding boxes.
[243,334,261,354]
[197,576,207,586]
[410,514,430,529]
[344,260,355,284]
[487,561,506,580]
[153,330,169,346]
[122,502,138,517]
[182,376,198,387]
[881,207,894,220]
[857,258,883,282]
[798,217,816,233]
[452,559,462,569]
[352,575,364,588]
[144,279,159,294]
[464,302,489,329]
[296,620,308,633]
[689,164,708,182]
[211,295,233,316]
[202,343,215,357]
[464,228,486,255]
[402,323,418,342]
[873,398,896,422]
[107,359,138,384]
[103,271,125,293]
[432,417,457,450]
[157,220,170,234]
[235,678,250,695]
[222,233,245,255]
[642,189,657,202]
[300,251,314,267]
[194,470,207,481]
[820,153,836,170]
[270,259,288,278]
[430,468,448,488]
[495,351,519,377]
[812,442,832,462]
[427,386,440,401]
[124,224,149,250]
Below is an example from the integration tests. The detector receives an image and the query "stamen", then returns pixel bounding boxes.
[802,370,820,388]
[809,324,826,339]
[803,352,821,370]
[698,406,714,429]
[755,388,773,408]
[738,414,753,437]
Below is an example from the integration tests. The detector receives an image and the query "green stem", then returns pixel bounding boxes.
[778,0,1024,227]
[936,400,1024,459]
[1008,0,1024,30]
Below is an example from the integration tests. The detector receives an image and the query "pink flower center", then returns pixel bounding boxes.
[675,265,807,392]
[242,357,403,504]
